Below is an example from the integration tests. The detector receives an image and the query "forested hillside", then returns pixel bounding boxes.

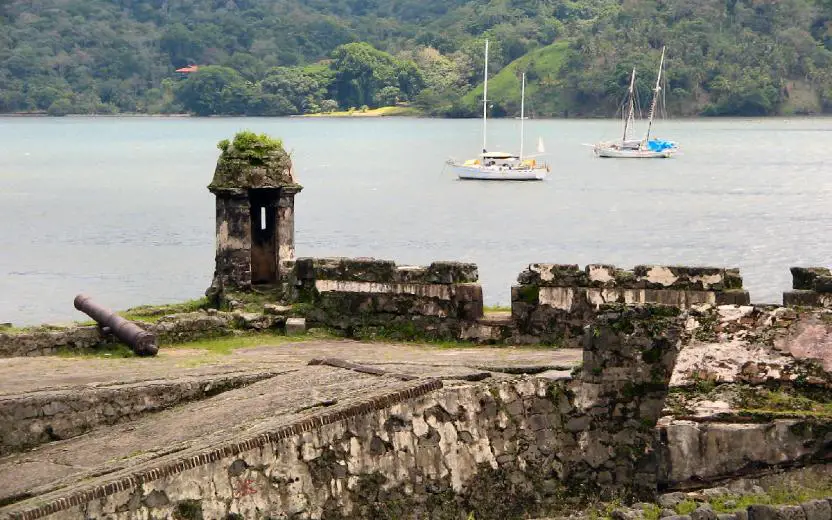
[2,0,832,117]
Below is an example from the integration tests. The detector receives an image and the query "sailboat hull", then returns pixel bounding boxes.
[452,164,548,180]
[594,146,673,159]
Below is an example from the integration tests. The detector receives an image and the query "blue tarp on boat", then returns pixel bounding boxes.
[647,139,676,152]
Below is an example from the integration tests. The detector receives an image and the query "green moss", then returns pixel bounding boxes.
[516,285,540,304]
[173,500,203,520]
[675,500,698,515]
[209,131,295,190]
[119,298,210,323]
[707,483,832,512]
[219,131,284,162]
[290,302,315,316]
[736,387,832,417]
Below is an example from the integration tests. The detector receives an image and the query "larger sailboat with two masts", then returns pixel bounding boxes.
[593,47,678,158]
[448,40,549,180]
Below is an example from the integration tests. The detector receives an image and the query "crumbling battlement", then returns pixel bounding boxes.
[784,267,832,307]
[286,257,484,338]
[511,263,751,345]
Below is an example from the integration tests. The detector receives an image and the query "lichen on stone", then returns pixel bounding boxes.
[209,131,297,191]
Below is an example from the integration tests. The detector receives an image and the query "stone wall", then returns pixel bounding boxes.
[784,267,832,307]
[0,371,280,456]
[1,306,683,520]
[286,257,484,340]
[511,264,750,345]
[0,310,290,358]
[658,418,832,490]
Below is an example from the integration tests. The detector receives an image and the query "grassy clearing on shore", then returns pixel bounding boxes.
[302,105,421,117]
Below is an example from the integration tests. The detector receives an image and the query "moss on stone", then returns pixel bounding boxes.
[173,499,203,520]
[516,285,540,304]
[209,131,297,191]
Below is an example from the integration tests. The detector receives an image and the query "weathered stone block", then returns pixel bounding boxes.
[814,276,832,293]
[691,505,718,520]
[586,264,617,288]
[716,290,751,306]
[724,268,744,289]
[791,267,831,290]
[518,263,586,286]
[285,317,306,335]
[658,492,688,508]
[778,506,808,520]
[783,290,821,307]
[264,304,292,316]
[394,266,429,283]
[633,265,730,290]
[801,500,831,520]
[748,505,780,520]
[425,261,478,284]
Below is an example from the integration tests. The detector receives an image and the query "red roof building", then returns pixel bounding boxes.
[175,65,200,73]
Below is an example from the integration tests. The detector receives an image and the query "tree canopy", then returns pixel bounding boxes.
[2,0,832,117]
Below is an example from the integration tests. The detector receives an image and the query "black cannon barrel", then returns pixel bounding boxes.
[73,294,158,356]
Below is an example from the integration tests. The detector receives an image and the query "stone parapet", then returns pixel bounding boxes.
[512,263,750,345]
[289,257,484,338]
[294,257,478,285]
[784,267,832,307]
[518,263,745,292]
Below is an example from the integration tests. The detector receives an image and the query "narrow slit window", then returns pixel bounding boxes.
[260,207,266,230]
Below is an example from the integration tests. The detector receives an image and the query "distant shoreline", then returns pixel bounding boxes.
[3,111,831,120]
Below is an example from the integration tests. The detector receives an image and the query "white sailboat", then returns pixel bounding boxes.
[593,47,677,159]
[449,40,549,181]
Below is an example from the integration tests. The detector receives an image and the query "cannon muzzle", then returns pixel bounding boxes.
[74,294,158,356]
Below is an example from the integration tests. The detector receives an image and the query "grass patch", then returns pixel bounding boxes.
[163,331,324,355]
[737,388,832,417]
[305,105,422,117]
[708,484,832,512]
[119,297,210,322]
[484,305,511,313]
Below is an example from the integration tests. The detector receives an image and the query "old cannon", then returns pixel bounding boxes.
[73,294,158,356]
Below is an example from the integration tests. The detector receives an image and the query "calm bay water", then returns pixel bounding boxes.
[1,116,830,325]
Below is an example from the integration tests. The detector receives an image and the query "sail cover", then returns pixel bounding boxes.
[647,139,676,152]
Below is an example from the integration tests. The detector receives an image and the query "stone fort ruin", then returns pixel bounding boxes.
[0,133,830,520]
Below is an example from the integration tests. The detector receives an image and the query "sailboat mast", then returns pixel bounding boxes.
[643,46,665,146]
[623,68,635,143]
[520,72,525,160]
[482,39,489,153]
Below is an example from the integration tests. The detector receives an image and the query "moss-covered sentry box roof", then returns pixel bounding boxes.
[209,131,301,193]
